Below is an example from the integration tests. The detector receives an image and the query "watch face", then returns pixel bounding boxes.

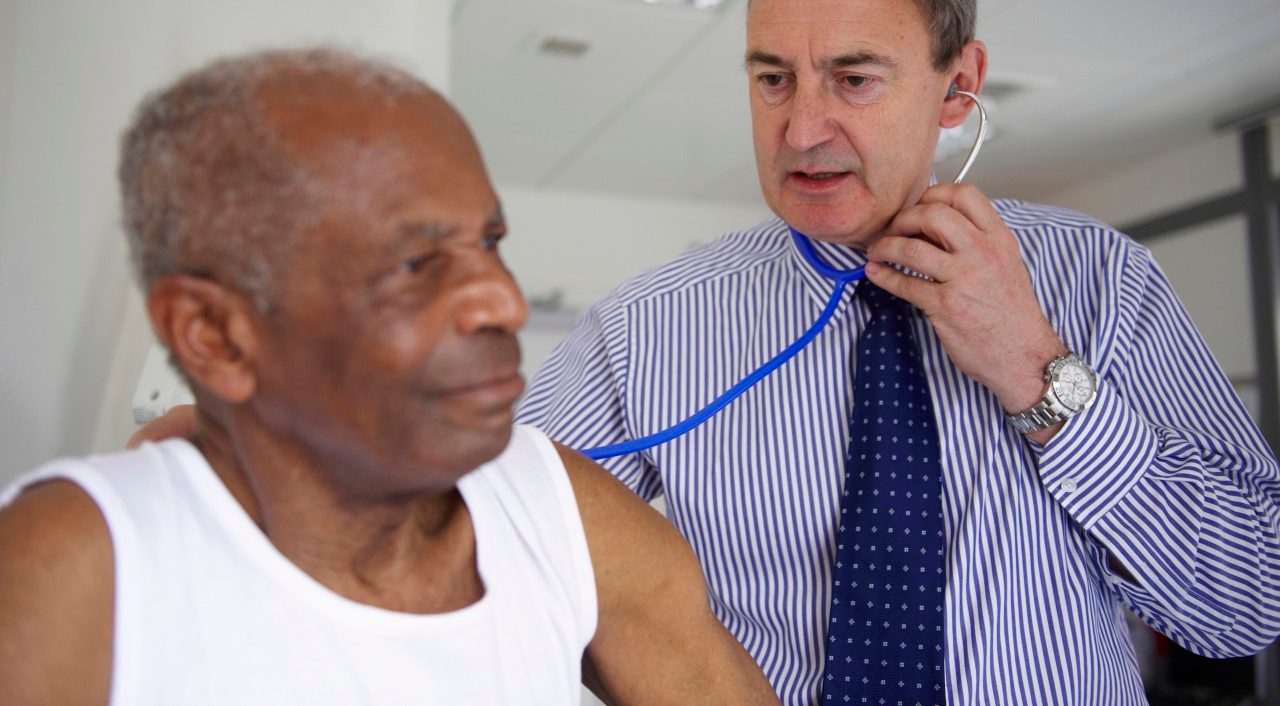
[1053,362,1096,410]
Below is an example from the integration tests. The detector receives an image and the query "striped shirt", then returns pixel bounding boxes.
[516,200,1280,706]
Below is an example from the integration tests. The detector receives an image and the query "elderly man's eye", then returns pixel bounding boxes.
[841,75,872,89]
[399,253,438,274]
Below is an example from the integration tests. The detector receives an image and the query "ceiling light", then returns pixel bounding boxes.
[538,37,591,58]
[977,79,1028,102]
[627,0,727,11]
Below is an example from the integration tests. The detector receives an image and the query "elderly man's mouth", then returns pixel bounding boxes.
[435,371,525,403]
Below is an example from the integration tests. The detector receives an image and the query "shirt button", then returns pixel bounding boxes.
[1061,478,1079,493]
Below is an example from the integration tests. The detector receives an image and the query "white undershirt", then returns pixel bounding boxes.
[2,424,596,706]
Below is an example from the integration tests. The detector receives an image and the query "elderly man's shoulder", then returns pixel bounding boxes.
[0,442,188,558]
[0,460,117,702]
[0,472,112,565]
[5,441,185,504]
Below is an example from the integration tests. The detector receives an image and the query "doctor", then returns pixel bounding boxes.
[517,0,1280,704]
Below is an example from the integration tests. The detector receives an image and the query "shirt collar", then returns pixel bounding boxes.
[779,219,869,309]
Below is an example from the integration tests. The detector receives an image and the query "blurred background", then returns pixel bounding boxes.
[1,0,1277,703]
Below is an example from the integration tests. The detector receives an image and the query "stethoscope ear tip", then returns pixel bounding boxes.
[944,89,987,184]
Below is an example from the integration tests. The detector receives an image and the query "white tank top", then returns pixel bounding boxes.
[1,424,597,706]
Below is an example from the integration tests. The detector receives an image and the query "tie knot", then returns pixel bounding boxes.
[858,283,901,311]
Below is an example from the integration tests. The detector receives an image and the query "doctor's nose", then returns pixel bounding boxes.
[784,83,839,153]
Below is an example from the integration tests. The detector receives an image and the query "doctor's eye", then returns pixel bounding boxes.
[755,72,792,103]
[758,73,788,87]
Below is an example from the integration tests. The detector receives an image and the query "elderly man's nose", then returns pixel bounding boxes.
[455,264,529,335]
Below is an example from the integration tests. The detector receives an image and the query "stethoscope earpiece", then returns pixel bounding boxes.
[945,88,987,184]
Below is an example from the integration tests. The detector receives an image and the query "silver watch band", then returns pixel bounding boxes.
[1007,393,1074,434]
[1006,352,1098,435]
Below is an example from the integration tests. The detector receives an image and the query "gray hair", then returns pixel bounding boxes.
[118,48,437,312]
[746,0,976,71]
[918,0,977,71]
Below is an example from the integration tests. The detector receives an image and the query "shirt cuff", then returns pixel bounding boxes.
[1031,383,1159,530]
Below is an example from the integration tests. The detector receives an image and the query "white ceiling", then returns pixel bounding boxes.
[451,0,1280,205]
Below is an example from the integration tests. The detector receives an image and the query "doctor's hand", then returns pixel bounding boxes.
[865,184,1066,425]
[127,404,198,449]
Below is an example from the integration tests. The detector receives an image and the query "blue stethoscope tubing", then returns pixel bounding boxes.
[578,89,986,461]
[580,231,864,460]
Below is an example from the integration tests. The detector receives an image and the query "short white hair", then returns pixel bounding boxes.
[118,47,438,311]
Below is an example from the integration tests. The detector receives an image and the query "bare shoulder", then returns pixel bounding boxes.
[552,443,689,554]
[553,444,639,511]
[0,480,115,704]
[551,441,705,630]
[551,445,781,705]
[0,479,115,574]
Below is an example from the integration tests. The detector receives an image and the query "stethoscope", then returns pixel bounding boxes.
[581,89,988,460]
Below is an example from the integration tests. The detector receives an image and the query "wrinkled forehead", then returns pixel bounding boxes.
[747,0,927,24]
[746,0,931,58]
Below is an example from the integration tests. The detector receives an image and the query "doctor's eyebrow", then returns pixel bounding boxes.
[745,50,790,70]
[745,50,899,71]
[829,51,899,70]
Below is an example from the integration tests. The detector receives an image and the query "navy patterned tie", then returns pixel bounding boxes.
[822,283,945,706]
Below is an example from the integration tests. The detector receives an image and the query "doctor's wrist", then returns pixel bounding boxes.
[993,341,1070,415]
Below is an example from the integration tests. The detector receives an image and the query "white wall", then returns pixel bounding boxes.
[0,0,452,483]
[1042,130,1243,228]
[0,0,16,217]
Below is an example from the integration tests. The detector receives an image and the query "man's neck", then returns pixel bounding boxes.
[191,411,484,614]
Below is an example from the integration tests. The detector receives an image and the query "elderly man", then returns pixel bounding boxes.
[0,49,780,706]
[518,0,1280,704]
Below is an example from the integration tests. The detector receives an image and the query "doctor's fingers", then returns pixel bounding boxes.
[917,183,1007,235]
[127,404,197,449]
[864,261,940,312]
[882,200,982,253]
[867,235,958,282]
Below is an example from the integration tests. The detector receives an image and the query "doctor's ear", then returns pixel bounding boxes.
[940,40,987,129]
[146,276,261,405]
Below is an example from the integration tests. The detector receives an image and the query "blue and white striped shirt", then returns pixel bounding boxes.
[516,201,1280,706]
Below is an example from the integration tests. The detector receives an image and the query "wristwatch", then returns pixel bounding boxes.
[1007,353,1099,435]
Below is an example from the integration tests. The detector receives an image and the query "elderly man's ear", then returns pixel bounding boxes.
[146,276,261,405]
